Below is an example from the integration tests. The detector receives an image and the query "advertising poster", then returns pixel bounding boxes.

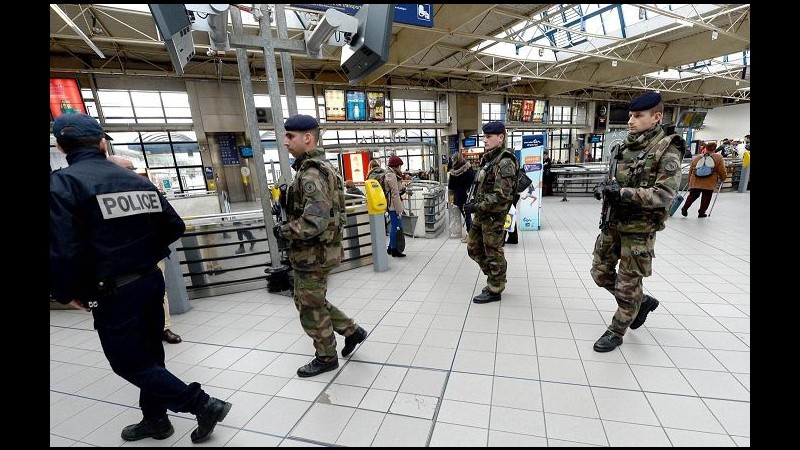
[521,99,535,122]
[50,78,87,118]
[346,90,366,121]
[324,89,346,121]
[508,99,523,122]
[533,99,547,123]
[342,151,370,183]
[517,134,546,231]
[366,91,385,121]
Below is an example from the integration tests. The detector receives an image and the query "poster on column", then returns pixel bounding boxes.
[517,134,546,231]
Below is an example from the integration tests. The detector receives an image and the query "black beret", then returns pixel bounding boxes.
[628,92,662,112]
[482,121,506,135]
[52,113,112,142]
[284,114,319,131]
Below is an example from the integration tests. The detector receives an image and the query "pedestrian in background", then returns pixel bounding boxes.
[448,151,475,243]
[274,114,368,377]
[386,154,407,257]
[107,154,183,344]
[681,142,728,218]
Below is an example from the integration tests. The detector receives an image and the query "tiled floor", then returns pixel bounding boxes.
[50,192,750,447]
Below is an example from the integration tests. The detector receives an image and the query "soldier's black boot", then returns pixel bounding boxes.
[297,356,339,378]
[473,290,501,304]
[342,326,368,357]
[630,295,659,330]
[391,248,407,257]
[191,397,232,443]
[593,330,623,352]
[387,245,391,255]
[121,416,174,441]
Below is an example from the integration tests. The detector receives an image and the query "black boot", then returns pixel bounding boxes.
[391,248,406,257]
[630,295,659,330]
[593,330,623,352]
[121,416,174,441]
[191,397,232,443]
[297,356,339,378]
[342,327,368,357]
[387,245,391,255]
[473,290,501,304]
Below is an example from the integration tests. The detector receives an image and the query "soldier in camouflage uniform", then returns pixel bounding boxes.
[591,92,685,352]
[273,115,368,377]
[464,121,518,304]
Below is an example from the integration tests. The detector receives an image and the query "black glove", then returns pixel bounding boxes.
[593,181,606,200]
[463,202,477,215]
[602,180,622,202]
[273,224,284,240]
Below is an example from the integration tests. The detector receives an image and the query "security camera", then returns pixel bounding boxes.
[305,9,358,59]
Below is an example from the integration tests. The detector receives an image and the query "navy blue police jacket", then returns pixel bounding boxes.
[50,148,185,304]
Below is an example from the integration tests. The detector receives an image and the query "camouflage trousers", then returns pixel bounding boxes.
[467,214,507,293]
[293,269,358,359]
[590,229,656,336]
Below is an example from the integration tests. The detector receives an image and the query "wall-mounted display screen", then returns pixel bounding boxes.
[462,137,477,147]
[507,98,546,123]
[50,78,87,118]
[324,89,346,121]
[346,90,366,121]
[608,103,630,125]
[676,111,708,129]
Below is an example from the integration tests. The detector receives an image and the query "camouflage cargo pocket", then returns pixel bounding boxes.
[623,233,655,277]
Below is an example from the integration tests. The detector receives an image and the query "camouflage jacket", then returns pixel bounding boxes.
[283,148,346,271]
[473,145,517,216]
[612,127,684,233]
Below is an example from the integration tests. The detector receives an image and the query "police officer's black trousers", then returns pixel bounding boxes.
[91,270,209,420]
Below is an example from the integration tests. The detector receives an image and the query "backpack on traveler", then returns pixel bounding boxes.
[694,153,715,177]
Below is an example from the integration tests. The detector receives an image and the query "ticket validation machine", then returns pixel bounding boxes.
[364,179,388,272]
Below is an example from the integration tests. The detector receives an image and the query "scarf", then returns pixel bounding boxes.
[625,125,663,152]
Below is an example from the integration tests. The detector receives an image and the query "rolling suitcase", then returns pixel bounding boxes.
[669,180,688,217]
[668,192,685,217]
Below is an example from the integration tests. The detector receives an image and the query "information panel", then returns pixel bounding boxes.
[218,132,239,166]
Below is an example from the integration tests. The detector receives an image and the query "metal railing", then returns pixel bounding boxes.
[176,197,373,299]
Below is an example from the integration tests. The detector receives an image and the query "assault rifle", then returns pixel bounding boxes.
[597,145,621,230]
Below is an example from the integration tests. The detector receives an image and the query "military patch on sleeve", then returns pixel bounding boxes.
[499,160,515,177]
[303,181,317,194]
[663,159,679,174]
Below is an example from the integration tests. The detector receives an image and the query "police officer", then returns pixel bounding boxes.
[464,121,517,304]
[274,114,368,377]
[49,113,231,443]
[591,92,684,352]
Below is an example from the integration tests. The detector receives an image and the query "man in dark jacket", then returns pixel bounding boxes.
[50,113,231,443]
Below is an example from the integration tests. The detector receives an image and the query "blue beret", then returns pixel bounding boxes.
[628,92,662,112]
[482,121,506,135]
[284,114,319,131]
[52,113,112,142]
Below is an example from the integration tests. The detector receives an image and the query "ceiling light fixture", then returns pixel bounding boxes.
[638,7,646,20]
[511,76,522,82]
[611,60,618,67]
[538,48,544,57]
[711,31,719,40]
